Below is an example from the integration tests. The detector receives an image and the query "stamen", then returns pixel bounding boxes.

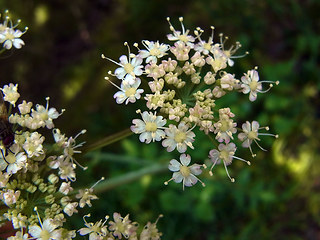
[34,207,43,228]
[74,129,87,140]
[72,158,87,171]
[83,214,91,224]
[101,54,123,67]
[154,214,163,224]
[141,40,150,50]
[210,26,215,40]
[257,84,273,93]
[223,161,235,182]
[248,142,256,158]
[124,42,134,59]
[232,156,251,165]
[102,215,109,225]
[254,139,267,151]
[166,17,176,32]
[45,97,50,110]
[195,175,206,187]
[107,70,117,77]
[179,17,185,34]
[258,133,278,138]
[187,123,197,133]
[105,77,123,91]
[209,159,218,176]
[90,177,105,189]
[133,42,139,50]
[164,177,174,185]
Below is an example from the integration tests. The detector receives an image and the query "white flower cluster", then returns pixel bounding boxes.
[0,10,27,50]
[103,17,279,186]
[0,83,99,239]
[79,213,162,240]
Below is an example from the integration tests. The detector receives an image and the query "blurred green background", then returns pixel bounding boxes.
[0,0,319,239]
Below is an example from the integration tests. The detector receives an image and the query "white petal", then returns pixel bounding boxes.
[172,172,183,183]
[13,39,24,49]
[190,164,202,175]
[168,159,181,171]
[251,121,260,131]
[3,40,12,49]
[180,154,191,166]
[78,227,92,235]
[43,219,57,232]
[177,143,187,153]
[184,174,198,186]
[139,132,150,143]
[28,225,42,237]
[119,55,128,64]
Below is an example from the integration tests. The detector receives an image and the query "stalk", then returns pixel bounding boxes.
[82,128,133,153]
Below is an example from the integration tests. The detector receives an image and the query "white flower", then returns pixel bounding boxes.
[170,41,191,61]
[0,83,20,106]
[206,48,228,72]
[78,215,108,240]
[59,182,73,195]
[22,132,45,158]
[165,154,204,190]
[214,108,237,143]
[102,44,143,85]
[148,78,164,93]
[58,158,76,182]
[52,128,67,146]
[162,122,195,153]
[167,17,195,47]
[208,143,250,182]
[31,97,64,129]
[76,188,98,208]
[63,202,78,216]
[145,91,166,110]
[18,100,33,114]
[0,171,10,187]
[113,77,144,104]
[240,69,262,102]
[139,40,169,63]
[238,121,278,157]
[0,145,27,174]
[108,213,137,239]
[28,218,60,240]
[1,189,20,206]
[0,28,25,49]
[220,73,238,91]
[130,111,166,144]
[194,26,219,55]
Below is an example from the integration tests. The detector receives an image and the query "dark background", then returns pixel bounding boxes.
[0,0,319,239]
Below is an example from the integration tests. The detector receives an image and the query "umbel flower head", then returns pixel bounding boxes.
[0,83,99,238]
[0,10,27,50]
[103,17,279,185]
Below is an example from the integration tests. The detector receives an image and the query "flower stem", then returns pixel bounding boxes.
[82,128,133,153]
[90,164,168,194]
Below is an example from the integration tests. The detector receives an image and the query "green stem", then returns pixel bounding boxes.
[82,128,133,153]
[93,163,167,194]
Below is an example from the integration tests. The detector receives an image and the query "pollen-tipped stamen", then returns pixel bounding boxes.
[101,54,124,67]
[223,160,235,182]
[105,77,123,91]
[209,159,218,176]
